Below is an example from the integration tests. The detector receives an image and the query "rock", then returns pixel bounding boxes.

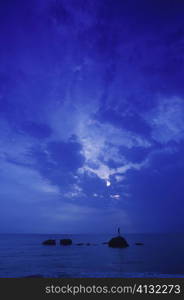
[42,239,56,246]
[86,243,90,246]
[76,243,84,246]
[108,236,129,248]
[135,242,144,246]
[23,274,44,278]
[60,239,72,246]
[102,242,108,245]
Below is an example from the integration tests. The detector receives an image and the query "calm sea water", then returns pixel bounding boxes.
[0,233,184,278]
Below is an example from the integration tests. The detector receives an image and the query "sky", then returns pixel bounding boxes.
[0,0,184,234]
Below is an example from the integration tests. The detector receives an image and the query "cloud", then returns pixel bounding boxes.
[80,160,146,184]
[74,112,151,191]
[145,97,184,144]
[63,183,85,199]
[0,159,60,209]
[110,194,120,199]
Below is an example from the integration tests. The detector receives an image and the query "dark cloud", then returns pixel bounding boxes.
[29,137,85,190]
[47,139,84,172]
[96,108,152,137]
[21,121,52,139]
[119,146,151,164]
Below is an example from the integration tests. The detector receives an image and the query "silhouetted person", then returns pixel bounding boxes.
[118,227,120,236]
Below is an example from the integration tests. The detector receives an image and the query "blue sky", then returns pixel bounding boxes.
[0,0,184,233]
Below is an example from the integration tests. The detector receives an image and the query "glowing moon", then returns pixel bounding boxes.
[106,180,111,187]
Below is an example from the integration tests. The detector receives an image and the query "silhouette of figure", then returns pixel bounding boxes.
[118,227,120,236]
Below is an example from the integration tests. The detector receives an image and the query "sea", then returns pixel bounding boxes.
[0,233,184,278]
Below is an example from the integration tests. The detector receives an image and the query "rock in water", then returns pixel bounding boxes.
[23,274,44,278]
[135,242,144,246]
[60,239,72,246]
[108,236,129,248]
[42,239,56,246]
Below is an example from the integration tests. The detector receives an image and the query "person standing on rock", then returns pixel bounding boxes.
[118,227,120,236]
